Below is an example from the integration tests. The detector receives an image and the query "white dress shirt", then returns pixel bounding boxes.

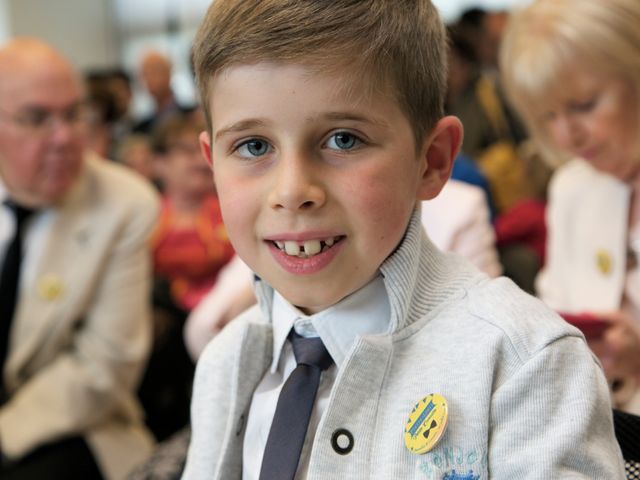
[0,181,50,293]
[242,275,390,480]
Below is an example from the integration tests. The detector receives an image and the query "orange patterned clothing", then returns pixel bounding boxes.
[151,196,235,311]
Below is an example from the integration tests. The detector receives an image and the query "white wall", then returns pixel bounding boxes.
[6,0,119,71]
[434,0,533,22]
[0,0,10,43]
[113,0,534,31]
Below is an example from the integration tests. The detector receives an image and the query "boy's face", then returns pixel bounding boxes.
[202,63,458,314]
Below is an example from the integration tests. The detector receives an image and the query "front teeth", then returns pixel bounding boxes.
[284,241,301,256]
[276,238,338,258]
[303,240,322,256]
[283,240,321,257]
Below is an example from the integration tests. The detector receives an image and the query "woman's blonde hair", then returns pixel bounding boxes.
[192,0,446,148]
[500,0,640,163]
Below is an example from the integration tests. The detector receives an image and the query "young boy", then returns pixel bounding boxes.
[183,1,625,479]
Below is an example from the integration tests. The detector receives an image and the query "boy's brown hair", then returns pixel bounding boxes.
[192,0,447,147]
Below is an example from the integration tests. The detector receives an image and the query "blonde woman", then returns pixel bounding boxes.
[501,0,640,413]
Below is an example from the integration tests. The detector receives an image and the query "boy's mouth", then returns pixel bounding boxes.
[270,236,344,258]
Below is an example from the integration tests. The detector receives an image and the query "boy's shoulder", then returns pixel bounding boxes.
[461,276,582,358]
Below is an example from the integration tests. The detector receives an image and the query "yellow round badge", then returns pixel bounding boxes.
[404,393,449,455]
[37,275,65,301]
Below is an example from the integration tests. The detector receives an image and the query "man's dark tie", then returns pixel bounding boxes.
[0,200,35,403]
[259,331,334,480]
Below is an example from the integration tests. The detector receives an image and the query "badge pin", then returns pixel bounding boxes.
[37,275,65,301]
[404,393,449,454]
[596,249,612,275]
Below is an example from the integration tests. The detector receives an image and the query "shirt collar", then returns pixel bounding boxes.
[269,274,390,372]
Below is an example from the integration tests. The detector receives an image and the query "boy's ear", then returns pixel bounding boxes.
[416,115,463,201]
[199,131,213,167]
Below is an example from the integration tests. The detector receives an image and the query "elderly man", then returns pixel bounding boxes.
[134,50,190,134]
[0,38,158,479]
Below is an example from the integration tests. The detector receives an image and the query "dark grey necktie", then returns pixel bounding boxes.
[259,331,334,480]
[0,200,35,404]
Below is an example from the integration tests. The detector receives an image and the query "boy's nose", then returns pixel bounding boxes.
[268,156,326,211]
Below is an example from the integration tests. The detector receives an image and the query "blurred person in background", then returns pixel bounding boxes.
[134,51,191,135]
[446,16,530,217]
[84,86,118,159]
[446,22,546,293]
[501,0,640,414]
[105,69,135,141]
[0,38,158,479]
[150,110,235,312]
[113,134,160,189]
[137,110,235,444]
[84,69,136,160]
[446,25,497,160]
[458,8,508,75]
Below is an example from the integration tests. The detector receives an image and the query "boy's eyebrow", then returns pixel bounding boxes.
[321,111,389,128]
[215,119,268,141]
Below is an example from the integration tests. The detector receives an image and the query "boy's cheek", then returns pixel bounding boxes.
[216,182,256,245]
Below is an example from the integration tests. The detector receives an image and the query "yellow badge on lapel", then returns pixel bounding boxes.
[37,274,65,301]
[404,393,449,455]
[596,249,612,275]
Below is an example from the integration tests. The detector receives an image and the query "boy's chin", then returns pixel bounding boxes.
[290,297,340,316]
[279,281,369,315]
[281,289,349,316]
[294,304,324,316]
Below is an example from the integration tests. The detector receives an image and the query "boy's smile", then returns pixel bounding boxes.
[201,63,458,314]
[265,234,346,274]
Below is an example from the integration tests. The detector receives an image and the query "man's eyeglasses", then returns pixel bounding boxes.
[0,102,91,136]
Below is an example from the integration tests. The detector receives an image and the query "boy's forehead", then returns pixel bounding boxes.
[208,61,396,119]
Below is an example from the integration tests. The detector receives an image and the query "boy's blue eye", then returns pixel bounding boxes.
[236,139,271,157]
[326,132,360,150]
